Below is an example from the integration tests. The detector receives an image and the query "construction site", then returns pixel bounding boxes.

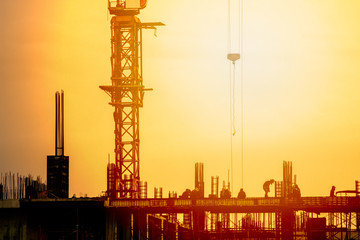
[2,0,360,239]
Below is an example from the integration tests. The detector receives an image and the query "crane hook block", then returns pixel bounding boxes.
[227,53,240,62]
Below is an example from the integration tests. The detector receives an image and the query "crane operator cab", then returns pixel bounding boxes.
[125,0,147,9]
[109,0,147,15]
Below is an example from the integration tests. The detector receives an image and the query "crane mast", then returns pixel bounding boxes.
[100,0,163,199]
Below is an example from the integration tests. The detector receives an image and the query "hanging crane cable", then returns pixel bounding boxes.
[240,0,244,190]
[239,0,244,188]
[227,0,243,192]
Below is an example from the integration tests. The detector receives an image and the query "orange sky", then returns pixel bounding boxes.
[1,0,360,198]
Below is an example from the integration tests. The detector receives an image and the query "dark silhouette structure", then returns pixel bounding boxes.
[0,172,46,199]
[331,185,336,197]
[195,162,204,198]
[292,184,301,198]
[100,0,164,200]
[47,91,69,198]
[4,156,360,240]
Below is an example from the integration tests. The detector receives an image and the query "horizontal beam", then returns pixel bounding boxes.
[16,197,360,214]
[105,197,360,213]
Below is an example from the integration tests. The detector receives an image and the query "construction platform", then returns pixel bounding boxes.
[106,196,360,213]
[2,197,360,239]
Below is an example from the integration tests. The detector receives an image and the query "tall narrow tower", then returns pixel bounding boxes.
[47,91,69,198]
[100,0,163,199]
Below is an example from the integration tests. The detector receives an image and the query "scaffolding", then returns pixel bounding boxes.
[0,172,46,199]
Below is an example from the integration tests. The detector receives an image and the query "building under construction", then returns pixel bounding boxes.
[2,0,360,240]
[2,161,360,239]
[47,91,69,199]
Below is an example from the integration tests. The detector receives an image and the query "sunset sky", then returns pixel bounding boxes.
[1,0,360,198]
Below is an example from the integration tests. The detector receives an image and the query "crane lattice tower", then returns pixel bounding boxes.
[100,0,163,199]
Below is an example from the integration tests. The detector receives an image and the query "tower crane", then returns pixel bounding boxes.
[100,0,164,199]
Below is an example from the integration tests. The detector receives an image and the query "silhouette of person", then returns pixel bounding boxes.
[330,186,336,197]
[180,189,191,199]
[220,188,231,199]
[190,188,201,199]
[263,179,275,197]
[237,188,246,199]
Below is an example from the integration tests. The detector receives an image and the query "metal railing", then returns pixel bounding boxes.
[106,197,360,210]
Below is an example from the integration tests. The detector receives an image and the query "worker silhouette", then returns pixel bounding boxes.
[180,189,191,199]
[190,188,201,199]
[330,186,336,197]
[237,188,246,199]
[220,188,231,199]
[263,179,275,198]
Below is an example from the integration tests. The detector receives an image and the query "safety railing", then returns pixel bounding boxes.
[105,197,360,210]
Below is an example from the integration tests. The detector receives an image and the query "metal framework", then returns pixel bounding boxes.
[101,3,163,199]
[101,15,143,199]
[99,160,360,239]
[105,197,360,239]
